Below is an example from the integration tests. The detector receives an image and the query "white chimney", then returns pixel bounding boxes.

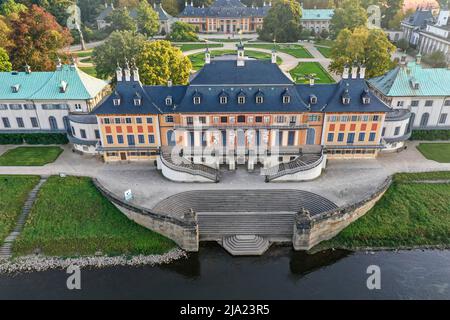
[167,79,173,87]
[309,77,314,86]
[271,49,277,64]
[359,64,366,79]
[116,64,123,82]
[205,48,210,64]
[124,59,131,81]
[237,41,245,67]
[351,64,358,79]
[342,64,349,79]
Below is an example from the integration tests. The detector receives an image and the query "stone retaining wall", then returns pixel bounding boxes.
[92,179,199,252]
[292,176,393,250]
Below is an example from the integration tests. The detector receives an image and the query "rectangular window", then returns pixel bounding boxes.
[95,130,100,139]
[394,126,400,136]
[382,127,386,136]
[199,116,206,124]
[337,133,344,142]
[0,104,7,110]
[264,116,270,123]
[397,101,404,107]
[425,100,433,107]
[351,115,357,122]
[327,133,334,142]
[104,118,110,124]
[117,135,124,144]
[230,117,235,124]
[369,132,376,142]
[138,135,145,144]
[220,116,228,123]
[146,117,153,124]
[80,129,87,139]
[136,118,142,124]
[276,116,285,123]
[186,116,194,125]
[308,115,318,122]
[213,117,219,124]
[347,133,355,143]
[237,115,245,123]
[148,134,155,143]
[106,135,113,144]
[9,104,22,110]
[16,117,24,128]
[127,135,135,146]
[125,117,132,124]
[445,100,450,106]
[115,118,121,124]
[24,104,35,110]
[255,116,263,123]
[372,115,379,121]
[341,116,349,122]
[358,132,365,141]
[439,113,448,124]
[248,116,254,123]
[165,115,174,123]
[31,117,39,128]
[411,100,419,107]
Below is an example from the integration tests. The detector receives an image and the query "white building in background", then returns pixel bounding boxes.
[0,62,110,154]
[300,7,334,33]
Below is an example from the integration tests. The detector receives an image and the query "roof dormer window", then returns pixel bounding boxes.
[11,84,20,93]
[113,98,120,106]
[256,96,263,104]
[362,97,370,104]
[59,81,68,93]
[283,95,290,104]
[310,95,317,104]
[193,96,201,104]
[238,96,245,104]
[342,89,351,105]
[220,96,227,104]
[134,98,141,106]
[343,98,350,104]
[165,96,172,106]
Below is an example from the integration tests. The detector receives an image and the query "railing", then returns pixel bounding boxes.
[264,148,325,182]
[173,123,310,130]
[160,147,220,182]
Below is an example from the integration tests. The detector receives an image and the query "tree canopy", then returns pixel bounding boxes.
[330,0,367,38]
[108,7,137,32]
[137,40,191,85]
[423,51,448,68]
[136,0,159,37]
[7,4,73,70]
[258,0,302,42]
[166,21,199,42]
[93,30,147,79]
[0,47,12,71]
[329,27,396,78]
[0,0,27,17]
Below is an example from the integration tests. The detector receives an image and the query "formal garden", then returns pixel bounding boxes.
[0,147,63,166]
[290,62,335,84]
[416,143,450,163]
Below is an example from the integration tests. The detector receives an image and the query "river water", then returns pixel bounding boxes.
[1,244,449,299]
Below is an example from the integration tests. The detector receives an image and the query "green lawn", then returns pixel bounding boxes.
[79,66,97,77]
[0,146,63,166]
[175,43,223,52]
[317,172,450,250]
[0,176,40,241]
[316,46,331,58]
[189,49,282,71]
[289,62,335,84]
[14,176,176,257]
[417,143,450,163]
[206,38,254,42]
[247,43,312,58]
[72,50,93,58]
[314,39,335,47]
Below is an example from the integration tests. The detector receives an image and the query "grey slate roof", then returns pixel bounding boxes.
[180,0,270,18]
[93,59,390,116]
[403,9,434,27]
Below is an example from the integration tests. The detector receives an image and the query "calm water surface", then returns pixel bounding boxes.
[1,244,449,299]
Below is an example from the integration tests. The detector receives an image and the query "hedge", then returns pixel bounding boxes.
[411,130,450,141]
[0,133,68,145]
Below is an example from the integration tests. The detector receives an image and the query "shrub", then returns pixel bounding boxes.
[0,134,23,144]
[0,133,68,145]
[411,130,450,141]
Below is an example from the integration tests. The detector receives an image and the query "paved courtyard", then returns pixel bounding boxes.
[0,142,449,210]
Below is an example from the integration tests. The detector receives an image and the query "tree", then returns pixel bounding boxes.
[166,21,199,41]
[330,0,367,38]
[388,8,413,30]
[0,0,27,17]
[108,7,137,32]
[162,0,180,16]
[36,0,75,26]
[0,16,12,48]
[423,51,448,68]
[137,40,191,85]
[258,0,302,42]
[396,38,409,51]
[8,5,73,70]
[0,47,12,71]
[329,27,396,78]
[320,28,329,39]
[136,0,159,37]
[93,30,147,79]
[78,0,105,24]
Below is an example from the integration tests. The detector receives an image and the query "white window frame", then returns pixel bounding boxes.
[238,96,245,104]
[283,96,291,104]
[193,97,201,105]
[220,96,227,104]
[256,96,263,104]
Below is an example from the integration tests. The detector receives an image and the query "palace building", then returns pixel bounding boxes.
[92,44,390,182]
[0,60,110,154]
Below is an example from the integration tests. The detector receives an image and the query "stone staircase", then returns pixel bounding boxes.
[222,235,270,256]
[159,147,220,182]
[264,151,324,182]
[0,177,47,259]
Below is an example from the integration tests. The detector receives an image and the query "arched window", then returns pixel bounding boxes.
[306,128,316,145]
[49,116,58,130]
[167,130,176,146]
[408,113,416,131]
[420,113,429,127]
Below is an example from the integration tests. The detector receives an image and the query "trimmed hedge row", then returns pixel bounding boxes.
[411,130,450,141]
[0,133,68,145]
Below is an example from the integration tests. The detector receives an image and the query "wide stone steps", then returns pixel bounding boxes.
[222,235,270,256]
[0,177,47,259]
[264,152,324,181]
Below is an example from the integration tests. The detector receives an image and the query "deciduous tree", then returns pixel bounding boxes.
[0,0,27,17]
[0,47,12,71]
[258,0,302,42]
[8,5,73,70]
[137,40,191,85]
[330,0,367,38]
[136,0,159,37]
[329,27,396,78]
[166,21,199,41]
[108,7,137,31]
[0,16,12,48]
[423,51,448,68]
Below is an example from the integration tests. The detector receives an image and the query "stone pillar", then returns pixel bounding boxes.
[292,207,314,250]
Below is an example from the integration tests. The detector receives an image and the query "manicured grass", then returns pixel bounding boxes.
[0,176,40,241]
[317,173,450,250]
[247,43,312,58]
[289,62,335,84]
[79,66,97,77]
[72,50,93,58]
[314,39,335,47]
[175,43,223,51]
[206,38,253,42]
[14,176,176,257]
[316,46,331,58]
[189,49,282,70]
[417,143,450,163]
[0,146,63,166]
